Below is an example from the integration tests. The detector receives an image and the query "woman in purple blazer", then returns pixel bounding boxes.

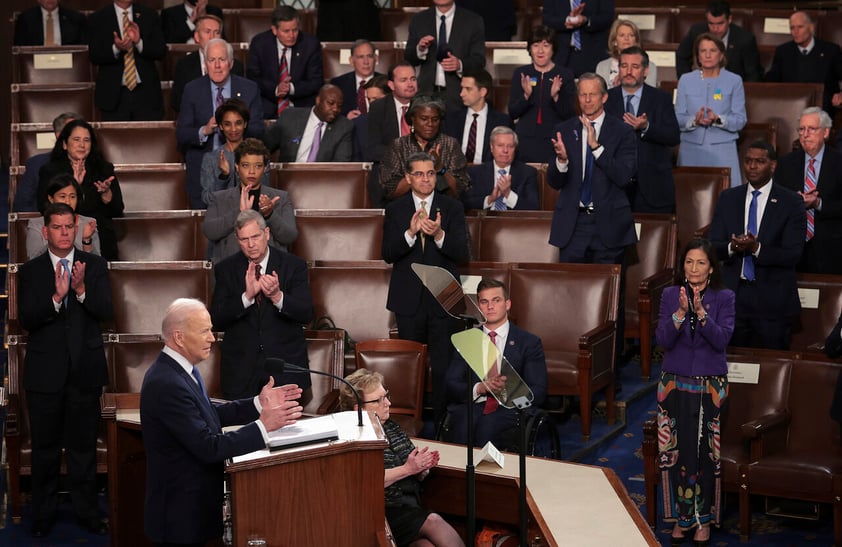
[655,239,735,546]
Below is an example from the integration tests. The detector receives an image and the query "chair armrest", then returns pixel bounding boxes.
[316,389,341,415]
[5,393,20,436]
[638,269,674,318]
[740,409,791,440]
[579,320,615,350]
[579,321,616,379]
[692,224,711,240]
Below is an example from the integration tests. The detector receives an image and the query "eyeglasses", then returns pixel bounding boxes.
[798,126,823,134]
[362,390,390,405]
[409,170,437,179]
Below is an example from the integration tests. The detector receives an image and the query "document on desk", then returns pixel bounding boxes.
[267,414,339,450]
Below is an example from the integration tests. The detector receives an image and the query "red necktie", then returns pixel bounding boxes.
[483,330,499,415]
[400,105,411,137]
[465,113,478,163]
[277,48,290,115]
[255,264,263,304]
[357,79,368,113]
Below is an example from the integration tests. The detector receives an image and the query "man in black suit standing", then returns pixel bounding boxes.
[775,108,842,275]
[160,0,224,44]
[18,202,113,537]
[543,0,614,77]
[382,152,470,422]
[444,69,512,165]
[14,0,86,46]
[675,0,763,82]
[171,14,244,113]
[605,46,680,213]
[709,141,806,350]
[330,39,382,118]
[88,0,167,121]
[210,209,314,401]
[142,298,302,546]
[463,126,539,211]
[765,11,842,114]
[405,0,486,112]
[247,5,324,118]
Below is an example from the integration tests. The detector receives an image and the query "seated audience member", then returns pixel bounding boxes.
[38,119,124,260]
[353,75,390,162]
[445,278,547,448]
[161,0,224,44]
[457,0,516,41]
[675,0,763,82]
[509,26,576,164]
[605,46,680,213]
[675,33,746,187]
[247,5,324,118]
[141,298,303,546]
[330,39,383,118]
[15,111,79,213]
[210,209,313,401]
[776,107,842,275]
[200,99,266,206]
[404,0,486,112]
[340,369,465,547]
[171,14,244,113]
[263,84,353,162]
[14,0,86,46]
[765,11,842,115]
[595,19,658,89]
[27,174,100,259]
[709,141,805,350]
[444,69,512,165]
[463,126,539,211]
[379,95,471,202]
[177,38,263,209]
[368,62,419,163]
[203,139,296,263]
[87,0,167,121]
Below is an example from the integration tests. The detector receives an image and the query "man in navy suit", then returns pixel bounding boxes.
[709,140,806,350]
[444,69,512,165]
[675,0,763,82]
[383,152,470,422]
[543,0,614,77]
[14,0,86,46]
[330,39,383,117]
[141,297,303,546]
[177,38,263,208]
[247,5,324,119]
[160,0,223,44]
[445,278,547,447]
[18,202,113,537]
[210,209,313,401]
[548,73,637,264]
[605,46,680,213]
[775,108,842,275]
[405,0,486,112]
[765,11,842,115]
[171,15,244,113]
[263,84,354,163]
[87,0,167,121]
[463,126,539,211]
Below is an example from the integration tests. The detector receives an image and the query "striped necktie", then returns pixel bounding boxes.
[483,330,500,414]
[494,169,507,210]
[277,47,290,115]
[122,10,138,91]
[805,158,817,241]
[571,0,582,50]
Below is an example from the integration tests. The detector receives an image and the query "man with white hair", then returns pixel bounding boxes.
[141,297,303,545]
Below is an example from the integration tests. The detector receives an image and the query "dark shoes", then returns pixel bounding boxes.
[77,516,109,535]
[31,519,53,537]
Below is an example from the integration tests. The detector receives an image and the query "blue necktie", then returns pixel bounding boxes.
[59,258,70,308]
[744,189,760,281]
[571,0,582,50]
[192,366,209,402]
[437,14,449,61]
[580,122,596,206]
[625,94,634,114]
[494,169,507,211]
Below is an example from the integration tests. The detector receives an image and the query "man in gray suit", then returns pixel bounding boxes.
[263,84,353,162]
[203,138,297,263]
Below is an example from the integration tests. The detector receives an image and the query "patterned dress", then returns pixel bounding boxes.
[382,420,430,546]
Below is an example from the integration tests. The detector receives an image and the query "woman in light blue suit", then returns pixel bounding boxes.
[676,33,746,187]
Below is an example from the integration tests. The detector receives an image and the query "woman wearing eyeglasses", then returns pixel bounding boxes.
[340,369,464,547]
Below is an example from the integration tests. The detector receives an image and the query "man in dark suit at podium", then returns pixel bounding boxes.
[14,0,87,46]
[445,278,547,447]
[382,152,470,422]
[141,298,303,546]
[18,202,113,537]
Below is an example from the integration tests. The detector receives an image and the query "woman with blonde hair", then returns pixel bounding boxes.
[595,19,658,88]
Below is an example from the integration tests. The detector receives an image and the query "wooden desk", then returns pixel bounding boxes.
[415,440,659,547]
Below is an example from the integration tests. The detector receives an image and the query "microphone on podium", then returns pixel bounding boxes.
[264,357,365,427]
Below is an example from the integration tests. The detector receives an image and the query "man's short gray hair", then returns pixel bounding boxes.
[162,298,207,342]
[235,209,267,231]
[800,106,833,129]
[490,125,518,147]
[204,38,233,63]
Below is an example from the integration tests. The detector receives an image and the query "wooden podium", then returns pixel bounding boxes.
[102,393,390,547]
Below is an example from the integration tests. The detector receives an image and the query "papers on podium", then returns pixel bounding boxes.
[268,413,339,450]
